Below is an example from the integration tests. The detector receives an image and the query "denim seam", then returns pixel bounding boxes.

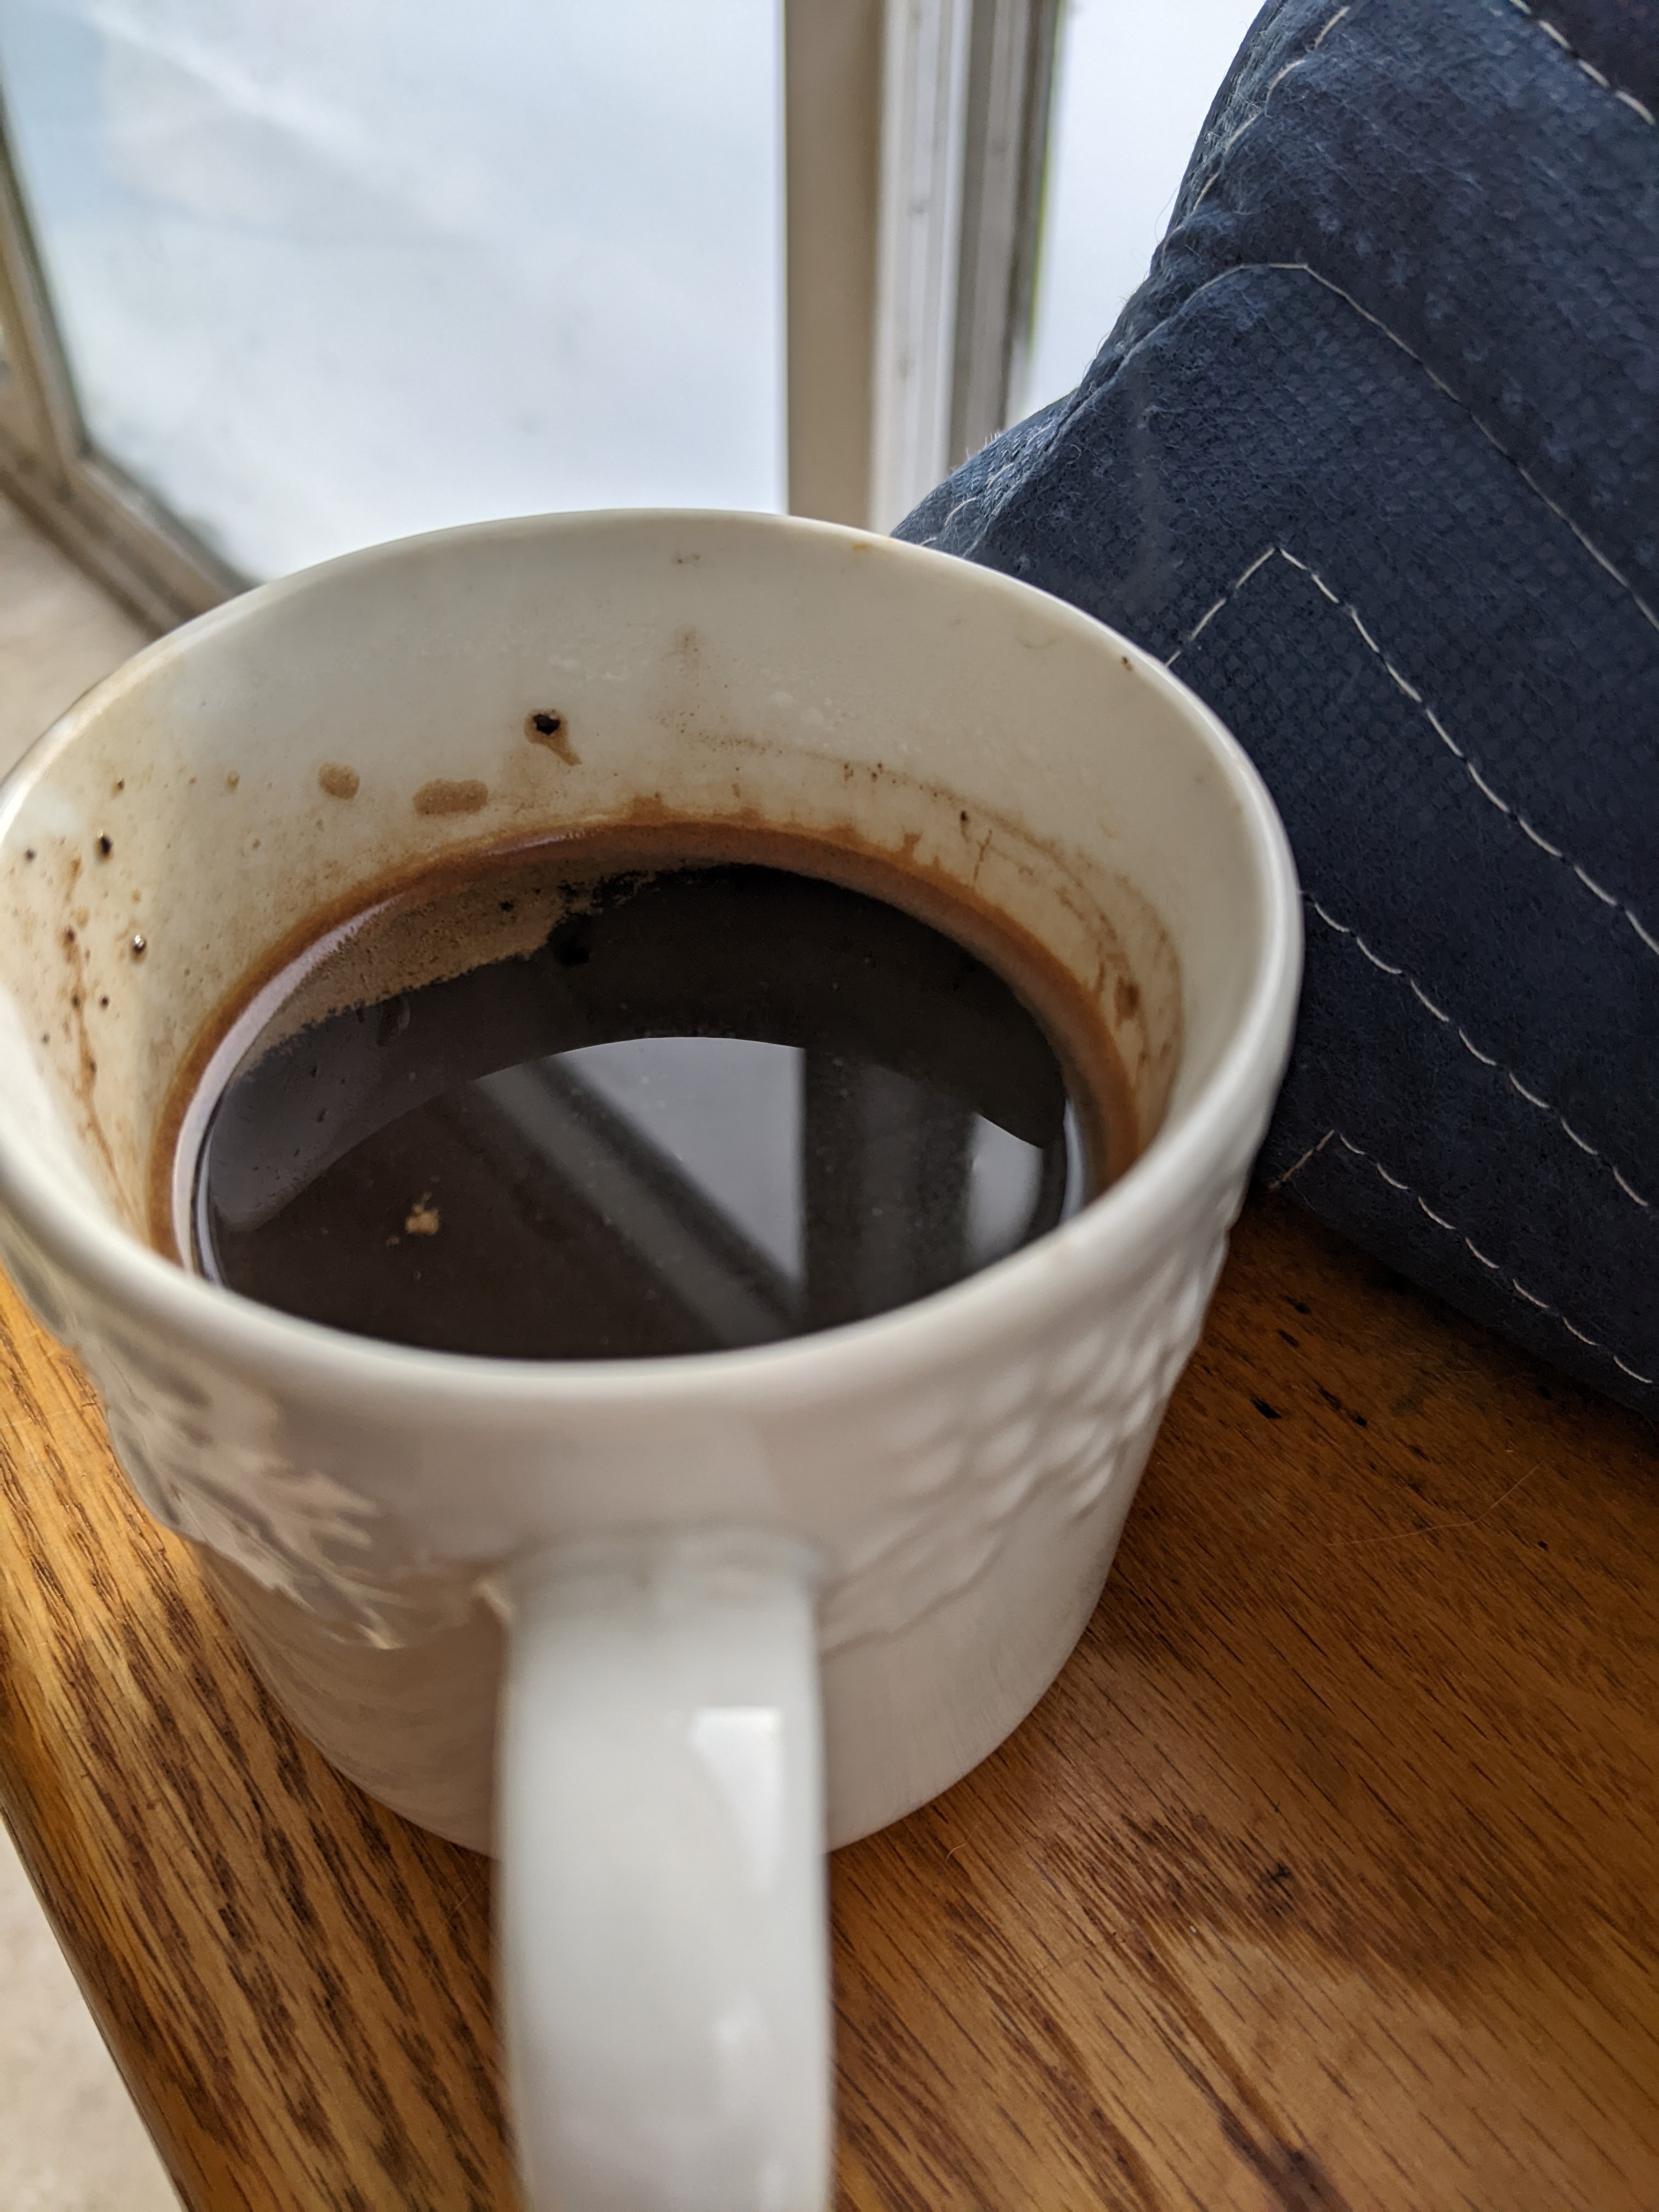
[1272,263,1659,639]
[1167,540,1659,965]
[1165,2,1368,261]
[1273,1128,1656,1385]
[1090,256,1659,642]
[1504,0,1657,125]
[1304,897,1654,1211]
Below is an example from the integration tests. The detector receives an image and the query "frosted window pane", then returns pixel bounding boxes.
[0,0,783,578]
[1022,0,1261,416]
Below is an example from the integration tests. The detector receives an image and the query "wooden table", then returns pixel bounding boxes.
[0,1190,1654,2211]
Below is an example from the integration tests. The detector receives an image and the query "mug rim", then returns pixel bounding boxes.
[0,507,1302,1414]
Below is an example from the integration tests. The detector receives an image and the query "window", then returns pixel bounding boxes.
[0,0,1253,620]
[0,0,783,582]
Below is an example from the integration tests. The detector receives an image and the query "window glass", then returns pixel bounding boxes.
[0,0,783,577]
[1022,0,1261,416]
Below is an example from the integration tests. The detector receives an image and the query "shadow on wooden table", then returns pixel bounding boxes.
[1,1191,1654,2211]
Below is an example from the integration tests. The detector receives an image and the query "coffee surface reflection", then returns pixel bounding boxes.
[193,862,1096,1358]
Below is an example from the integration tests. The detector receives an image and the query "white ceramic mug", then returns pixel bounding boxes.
[0,511,1300,2210]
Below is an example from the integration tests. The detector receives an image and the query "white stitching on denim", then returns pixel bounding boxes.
[1306,898,1654,1210]
[1322,1130,1655,1383]
[1170,0,1363,251]
[1234,545,1277,589]
[1573,864,1618,906]
[1506,0,1657,125]
[1177,543,1659,967]
[1466,762,1513,815]
[1267,263,1659,639]
[1268,1127,1335,1190]
[1188,595,1229,642]
[1384,660,1423,702]
[1165,542,1280,667]
[1424,706,1464,759]
[1305,898,1401,980]
[1094,254,1655,642]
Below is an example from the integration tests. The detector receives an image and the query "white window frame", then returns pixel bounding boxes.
[0,3,1056,627]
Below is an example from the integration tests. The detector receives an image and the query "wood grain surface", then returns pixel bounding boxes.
[0,1191,1655,2211]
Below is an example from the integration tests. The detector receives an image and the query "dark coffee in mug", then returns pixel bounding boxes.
[165,827,1132,1359]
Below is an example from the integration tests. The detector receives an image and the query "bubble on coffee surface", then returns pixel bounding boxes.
[189,851,1111,1360]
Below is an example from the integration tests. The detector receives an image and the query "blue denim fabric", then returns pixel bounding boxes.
[899,0,1659,1415]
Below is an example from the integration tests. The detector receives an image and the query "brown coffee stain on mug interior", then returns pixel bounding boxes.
[413,780,489,817]
[524,711,579,767]
[318,765,360,801]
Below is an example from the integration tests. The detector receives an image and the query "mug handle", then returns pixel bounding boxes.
[488,1528,832,2212]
